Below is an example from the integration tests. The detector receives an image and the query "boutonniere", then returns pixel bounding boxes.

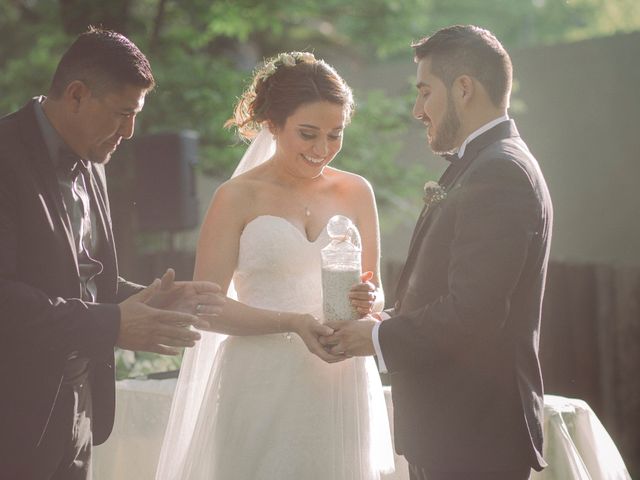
[423,181,447,209]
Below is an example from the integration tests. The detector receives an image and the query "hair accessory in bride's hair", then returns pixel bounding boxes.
[227,50,351,141]
[259,51,316,81]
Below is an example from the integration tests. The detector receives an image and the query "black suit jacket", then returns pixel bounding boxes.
[380,120,551,472]
[0,99,141,471]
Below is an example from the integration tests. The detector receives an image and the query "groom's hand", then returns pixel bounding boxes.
[321,316,377,357]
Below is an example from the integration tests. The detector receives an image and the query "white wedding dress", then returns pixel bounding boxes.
[168,214,393,479]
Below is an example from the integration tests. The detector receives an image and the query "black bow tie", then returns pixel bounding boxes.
[440,152,460,163]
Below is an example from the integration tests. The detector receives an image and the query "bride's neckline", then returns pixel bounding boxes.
[244,215,330,244]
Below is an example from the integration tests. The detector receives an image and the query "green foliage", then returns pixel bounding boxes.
[2,0,639,378]
[335,89,429,230]
[0,6,67,114]
[115,348,181,380]
[141,50,246,176]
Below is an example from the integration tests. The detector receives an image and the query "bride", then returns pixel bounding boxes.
[156,51,394,479]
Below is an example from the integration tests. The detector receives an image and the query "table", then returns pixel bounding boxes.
[94,382,631,479]
[532,395,631,480]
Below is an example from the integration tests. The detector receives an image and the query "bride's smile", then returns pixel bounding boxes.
[270,100,346,179]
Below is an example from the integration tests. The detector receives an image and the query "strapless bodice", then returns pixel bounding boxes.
[233,215,329,316]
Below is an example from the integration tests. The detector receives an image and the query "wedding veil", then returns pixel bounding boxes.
[155,128,276,479]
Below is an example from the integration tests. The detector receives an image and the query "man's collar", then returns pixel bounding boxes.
[58,146,89,179]
[33,97,87,175]
[34,97,68,170]
[456,114,509,159]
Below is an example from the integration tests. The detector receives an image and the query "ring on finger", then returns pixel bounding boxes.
[195,304,205,314]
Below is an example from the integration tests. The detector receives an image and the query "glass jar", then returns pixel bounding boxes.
[321,215,362,322]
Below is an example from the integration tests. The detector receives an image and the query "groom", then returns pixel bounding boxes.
[323,25,552,479]
[0,28,224,478]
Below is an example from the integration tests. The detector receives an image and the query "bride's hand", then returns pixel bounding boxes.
[293,314,346,363]
[349,271,377,316]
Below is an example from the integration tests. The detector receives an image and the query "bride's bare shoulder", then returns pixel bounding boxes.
[206,168,271,222]
[215,170,264,200]
[324,167,373,195]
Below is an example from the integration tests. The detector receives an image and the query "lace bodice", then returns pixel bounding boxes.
[233,215,328,316]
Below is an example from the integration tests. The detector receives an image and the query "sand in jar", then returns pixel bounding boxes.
[322,264,361,322]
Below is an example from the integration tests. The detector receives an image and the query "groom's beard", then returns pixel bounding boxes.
[429,93,461,155]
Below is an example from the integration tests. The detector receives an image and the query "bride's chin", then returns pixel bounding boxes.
[309,169,325,180]
[307,162,327,176]
[297,161,327,178]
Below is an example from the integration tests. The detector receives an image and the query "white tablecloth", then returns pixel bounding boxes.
[532,395,631,480]
[94,381,631,480]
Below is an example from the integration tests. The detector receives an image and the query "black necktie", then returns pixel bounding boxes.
[58,149,87,180]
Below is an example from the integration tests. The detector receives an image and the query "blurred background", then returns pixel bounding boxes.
[2,0,639,476]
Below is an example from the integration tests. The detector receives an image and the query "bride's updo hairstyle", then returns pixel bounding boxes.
[227,51,354,140]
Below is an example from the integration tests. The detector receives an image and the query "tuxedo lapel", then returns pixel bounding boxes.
[86,164,117,298]
[17,100,79,273]
[406,159,464,254]
[405,205,429,256]
[395,159,468,298]
[394,120,519,302]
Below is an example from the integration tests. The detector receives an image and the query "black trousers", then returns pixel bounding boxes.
[26,377,93,480]
[409,463,532,480]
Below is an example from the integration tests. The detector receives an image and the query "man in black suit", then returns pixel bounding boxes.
[323,25,552,479]
[0,28,223,479]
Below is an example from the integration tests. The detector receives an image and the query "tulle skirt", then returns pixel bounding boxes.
[178,332,394,480]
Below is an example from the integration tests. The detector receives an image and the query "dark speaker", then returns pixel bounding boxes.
[133,130,199,232]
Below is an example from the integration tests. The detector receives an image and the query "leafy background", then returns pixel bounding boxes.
[2,0,639,380]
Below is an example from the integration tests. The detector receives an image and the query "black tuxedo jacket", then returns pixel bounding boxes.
[380,120,551,472]
[0,99,140,471]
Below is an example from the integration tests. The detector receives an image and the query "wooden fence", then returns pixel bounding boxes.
[539,262,640,477]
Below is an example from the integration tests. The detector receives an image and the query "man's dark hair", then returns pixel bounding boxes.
[49,26,155,98]
[412,25,512,109]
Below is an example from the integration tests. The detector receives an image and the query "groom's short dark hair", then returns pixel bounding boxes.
[412,25,512,109]
[48,26,155,98]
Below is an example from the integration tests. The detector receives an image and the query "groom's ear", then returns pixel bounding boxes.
[454,75,475,105]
